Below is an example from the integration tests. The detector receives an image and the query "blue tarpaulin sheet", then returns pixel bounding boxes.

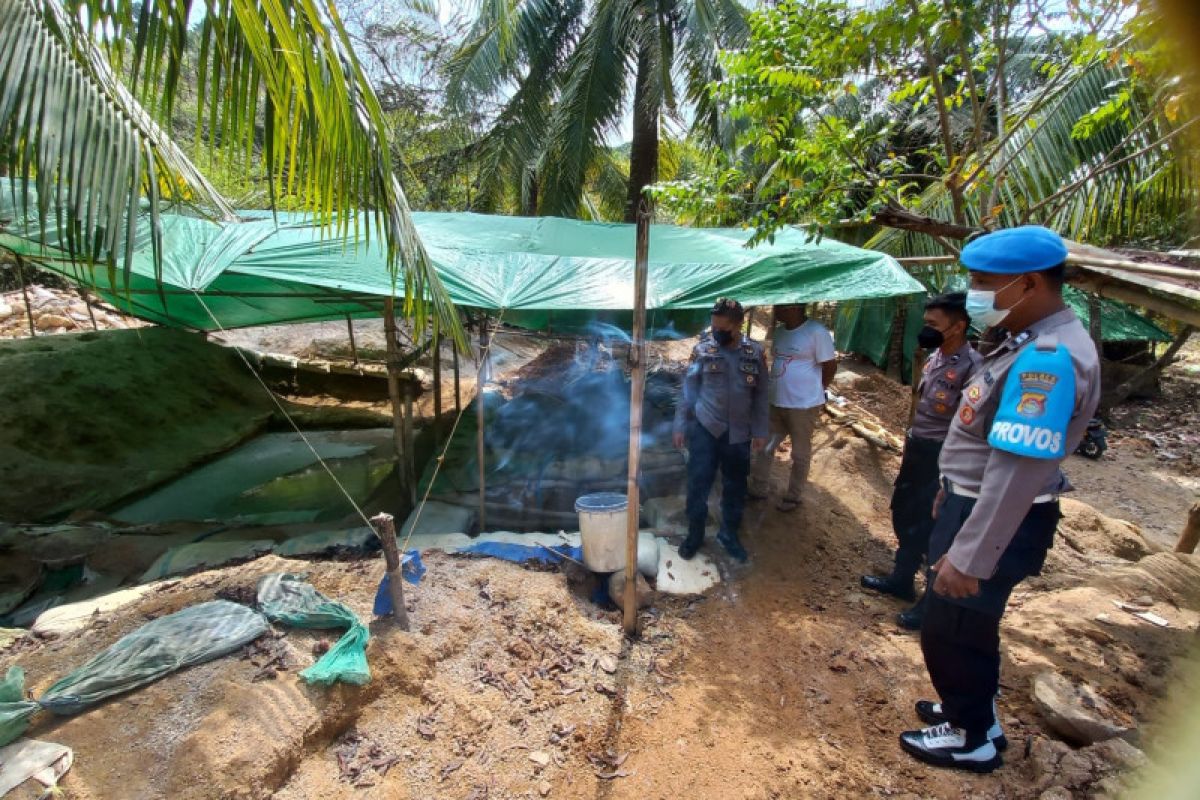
[372,551,427,616]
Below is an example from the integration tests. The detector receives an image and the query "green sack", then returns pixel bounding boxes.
[256,574,370,686]
[0,667,39,747]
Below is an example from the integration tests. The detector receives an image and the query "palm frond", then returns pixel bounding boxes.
[2,0,463,346]
[538,0,634,217]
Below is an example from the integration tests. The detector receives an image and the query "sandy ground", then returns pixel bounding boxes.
[5,422,1198,799]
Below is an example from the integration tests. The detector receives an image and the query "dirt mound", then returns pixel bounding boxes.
[1,552,687,799]
[0,328,274,521]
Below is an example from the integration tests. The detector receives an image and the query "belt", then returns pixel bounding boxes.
[946,480,1058,505]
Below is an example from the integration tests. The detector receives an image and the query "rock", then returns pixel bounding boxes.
[538,780,551,796]
[1032,671,1134,746]
[597,654,618,674]
[35,313,72,331]
[529,750,551,768]
[1031,737,1072,786]
[1089,737,1148,771]
[1038,788,1073,800]
[607,570,653,609]
[0,302,13,320]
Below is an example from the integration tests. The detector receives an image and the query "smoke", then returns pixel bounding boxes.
[479,322,683,514]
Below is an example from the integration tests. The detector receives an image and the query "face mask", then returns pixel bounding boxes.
[712,328,735,346]
[916,325,944,350]
[966,276,1025,328]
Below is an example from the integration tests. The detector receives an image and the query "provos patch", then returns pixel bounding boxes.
[1015,371,1059,418]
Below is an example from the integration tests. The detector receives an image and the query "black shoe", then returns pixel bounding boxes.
[860,575,917,602]
[897,608,924,631]
[716,531,748,563]
[915,700,1008,751]
[899,723,1002,773]
[678,539,700,560]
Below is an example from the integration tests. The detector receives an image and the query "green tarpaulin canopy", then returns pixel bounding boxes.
[0,184,924,334]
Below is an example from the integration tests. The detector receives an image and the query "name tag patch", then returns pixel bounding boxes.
[990,421,1064,455]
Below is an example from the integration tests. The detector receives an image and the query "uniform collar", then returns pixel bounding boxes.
[997,308,1078,353]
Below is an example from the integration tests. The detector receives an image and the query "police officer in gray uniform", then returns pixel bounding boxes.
[862,292,982,630]
[899,226,1100,773]
[673,298,769,563]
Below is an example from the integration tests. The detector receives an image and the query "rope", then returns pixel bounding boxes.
[191,292,376,531]
[399,307,507,552]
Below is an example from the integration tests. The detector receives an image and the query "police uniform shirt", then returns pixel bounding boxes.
[910,342,983,441]
[938,308,1100,579]
[674,335,770,445]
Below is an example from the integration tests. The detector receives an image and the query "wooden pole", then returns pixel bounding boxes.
[1175,502,1200,554]
[79,288,98,331]
[623,201,651,637]
[1087,293,1104,354]
[346,314,359,365]
[383,298,408,500]
[453,337,462,416]
[15,256,35,338]
[477,318,490,534]
[432,326,443,444]
[370,512,410,630]
[403,382,416,506]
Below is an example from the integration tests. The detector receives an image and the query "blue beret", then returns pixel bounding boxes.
[961,226,1068,273]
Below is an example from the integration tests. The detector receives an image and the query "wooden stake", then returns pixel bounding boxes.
[477,318,490,534]
[1176,502,1200,554]
[383,298,408,499]
[623,201,651,637]
[370,512,410,630]
[346,314,359,365]
[15,255,35,338]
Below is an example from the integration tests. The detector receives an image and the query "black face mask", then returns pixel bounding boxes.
[916,325,945,350]
[712,328,735,346]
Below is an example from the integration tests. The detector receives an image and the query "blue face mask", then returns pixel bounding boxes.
[966,276,1025,328]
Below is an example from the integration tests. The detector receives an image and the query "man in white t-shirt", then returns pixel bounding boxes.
[748,303,837,511]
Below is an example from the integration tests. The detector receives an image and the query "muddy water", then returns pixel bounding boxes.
[112,429,395,524]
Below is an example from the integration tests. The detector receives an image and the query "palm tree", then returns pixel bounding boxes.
[447,0,748,221]
[0,0,459,339]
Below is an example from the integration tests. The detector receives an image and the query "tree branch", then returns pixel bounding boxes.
[872,204,983,240]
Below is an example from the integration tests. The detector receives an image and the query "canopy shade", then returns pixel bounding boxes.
[0,184,924,334]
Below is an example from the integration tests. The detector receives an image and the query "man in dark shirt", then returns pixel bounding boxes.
[673,298,770,562]
[862,293,981,630]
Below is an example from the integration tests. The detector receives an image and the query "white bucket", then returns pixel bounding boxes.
[575,492,629,572]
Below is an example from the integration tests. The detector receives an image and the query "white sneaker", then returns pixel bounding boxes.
[899,722,1002,773]
[915,699,1007,750]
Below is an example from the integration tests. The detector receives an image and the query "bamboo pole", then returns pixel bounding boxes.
[1066,253,1200,281]
[346,314,359,365]
[477,318,490,534]
[623,202,651,637]
[15,256,35,338]
[383,298,408,499]
[370,512,410,630]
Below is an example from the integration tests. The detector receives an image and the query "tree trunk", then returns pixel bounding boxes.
[625,45,659,224]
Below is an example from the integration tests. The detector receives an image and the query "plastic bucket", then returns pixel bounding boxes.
[575,492,629,572]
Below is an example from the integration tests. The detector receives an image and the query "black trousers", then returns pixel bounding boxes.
[889,435,943,583]
[685,421,751,545]
[920,492,1060,740]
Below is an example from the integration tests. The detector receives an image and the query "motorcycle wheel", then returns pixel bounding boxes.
[1079,439,1103,459]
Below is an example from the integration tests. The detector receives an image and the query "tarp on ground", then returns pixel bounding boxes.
[0,182,924,335]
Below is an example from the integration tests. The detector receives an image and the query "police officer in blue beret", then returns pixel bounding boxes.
[898,226,1100,773]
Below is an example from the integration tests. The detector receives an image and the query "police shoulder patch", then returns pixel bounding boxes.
[987,343,1076,459]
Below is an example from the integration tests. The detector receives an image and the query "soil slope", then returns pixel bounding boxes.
[0,328,274,520]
